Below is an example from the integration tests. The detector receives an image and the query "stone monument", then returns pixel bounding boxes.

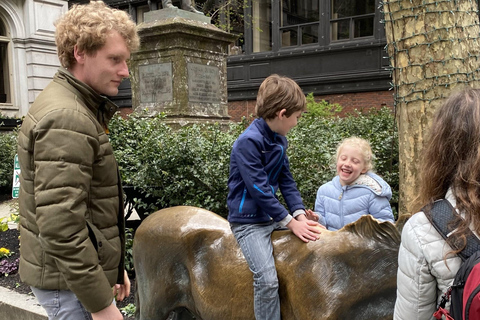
[129,8,237,127]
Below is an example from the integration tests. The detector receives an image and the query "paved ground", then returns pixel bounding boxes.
[0,199,17,230]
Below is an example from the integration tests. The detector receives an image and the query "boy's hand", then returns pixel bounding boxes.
[286,218,324,242]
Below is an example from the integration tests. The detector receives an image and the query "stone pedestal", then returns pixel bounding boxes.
[130,8,237,126]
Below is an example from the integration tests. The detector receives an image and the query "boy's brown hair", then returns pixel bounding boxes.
[255,74,306,120]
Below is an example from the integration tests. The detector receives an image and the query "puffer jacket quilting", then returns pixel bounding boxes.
[394,192,461,320]
[17,68,125,313]
[314,171,394,231]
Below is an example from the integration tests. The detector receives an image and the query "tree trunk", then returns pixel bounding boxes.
[383,0,480,216]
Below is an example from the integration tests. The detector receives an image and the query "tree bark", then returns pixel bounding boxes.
[383,0,480,216]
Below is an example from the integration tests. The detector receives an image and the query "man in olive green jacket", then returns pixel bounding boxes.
[17,2,139,319]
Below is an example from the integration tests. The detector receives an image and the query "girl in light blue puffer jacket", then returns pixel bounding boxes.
[314,137,394,231]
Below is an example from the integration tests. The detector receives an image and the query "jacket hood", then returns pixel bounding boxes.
[56,68,118,127]
[333,171,392,200]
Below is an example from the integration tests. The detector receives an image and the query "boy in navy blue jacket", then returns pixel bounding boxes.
[227,74,324,320]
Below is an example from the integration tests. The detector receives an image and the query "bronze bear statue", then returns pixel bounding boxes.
[133,206,400,320]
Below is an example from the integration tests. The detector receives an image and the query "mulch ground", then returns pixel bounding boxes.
[0,223,136,319]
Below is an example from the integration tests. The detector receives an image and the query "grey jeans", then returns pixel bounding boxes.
[231,221,282,320]
[30,287,93,320]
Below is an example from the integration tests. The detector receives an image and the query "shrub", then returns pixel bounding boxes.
[109,113,245,218]
[0,130,18,194]
[124,228,134,277]
[109,105,398,220]
[305,92,342,117]
[288,107,399,216]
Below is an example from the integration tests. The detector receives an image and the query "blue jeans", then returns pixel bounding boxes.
[231,221,281,320]
[30,287,93,320]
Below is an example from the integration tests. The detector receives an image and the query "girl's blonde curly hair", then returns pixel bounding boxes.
[55,1,140,69]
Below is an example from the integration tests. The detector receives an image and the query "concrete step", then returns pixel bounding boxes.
[0,286,47,320]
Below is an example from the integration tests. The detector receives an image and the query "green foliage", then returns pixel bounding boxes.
[124,228,134,277]
[0,104,398,221]
[109,105,398,220]
[0,218,8,232]
[305,93,342,117]
[120,303,136,317]
[0,130,18,193]
[288,107,399,216]
[109,113,242,218]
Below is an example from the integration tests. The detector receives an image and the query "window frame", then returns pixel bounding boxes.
[329,8,375,42]
[0,19,12,106]
[237,0,382,55]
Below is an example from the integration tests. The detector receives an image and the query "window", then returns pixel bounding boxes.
[252,0,271,52]
[280,0,319,47]
[0,19,10,104]
[330,0,375,41]
[136,5,150,23]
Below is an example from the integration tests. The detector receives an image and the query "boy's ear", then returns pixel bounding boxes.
[278,109,287,118]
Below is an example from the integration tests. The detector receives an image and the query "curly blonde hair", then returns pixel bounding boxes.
[55,1,139,69]
[335,137,375,172]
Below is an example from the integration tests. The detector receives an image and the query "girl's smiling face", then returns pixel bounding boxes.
[336,145,367,186]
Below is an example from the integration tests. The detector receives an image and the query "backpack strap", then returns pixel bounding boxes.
[424,199,480,261]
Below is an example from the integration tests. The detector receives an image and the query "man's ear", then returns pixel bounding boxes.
[73,45,86,64]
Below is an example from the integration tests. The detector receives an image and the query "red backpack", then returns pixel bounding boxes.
[425,199,480,320]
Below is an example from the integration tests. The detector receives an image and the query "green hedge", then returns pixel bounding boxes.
[288,107,399,216]
[108,106,399,219]
[0,130,18,195]
[0,106,398,218]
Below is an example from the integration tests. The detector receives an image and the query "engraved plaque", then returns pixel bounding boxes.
[187,63,221,103]
[139,63,173,103]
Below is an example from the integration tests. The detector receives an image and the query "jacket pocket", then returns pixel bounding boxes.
[85,221,121,269]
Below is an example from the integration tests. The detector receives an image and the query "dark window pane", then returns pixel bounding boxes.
[0,20,5,37]
[301,24,318,44]
[331,0,375,18]
[281,1,320,27]
[354,16,374,38]
[0,42,7,103]
[331,20,350,41]
[281,28,298,47]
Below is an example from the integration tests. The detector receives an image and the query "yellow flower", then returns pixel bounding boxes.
[0,247,10,258]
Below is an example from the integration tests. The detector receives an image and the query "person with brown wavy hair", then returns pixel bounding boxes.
[17,1,139,320]
[394,87,480,319]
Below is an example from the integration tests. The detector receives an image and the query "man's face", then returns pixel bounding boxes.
[77,31,130,96]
